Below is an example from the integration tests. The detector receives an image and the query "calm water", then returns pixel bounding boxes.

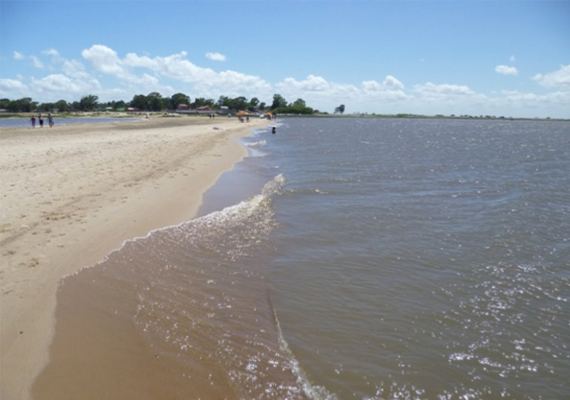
[0,117,141,128]
[35,118,570,400]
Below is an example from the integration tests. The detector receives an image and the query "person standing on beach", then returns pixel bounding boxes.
[48,113,54,127]
[30,115,36,128]
[39,114,44,128]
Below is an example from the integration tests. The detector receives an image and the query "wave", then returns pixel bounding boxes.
[245,139,267,148]
[270,294,338,400]
[41,173,323,399]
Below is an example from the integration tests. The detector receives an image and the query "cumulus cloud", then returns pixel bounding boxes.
[495,65,518,76]
[383,75,405,90]
[273,74,412,113]
[81,44,270,97]
[500,90,570,114]
[31,74,88,94]
[359,76,408,103]
[414,82,476,97]
[30,56,44,69]
[82,44,131,79]
[362,76,404,92]
[278,75,330,92]
[3,43,567,117]
[205,52,227,62]
[62,59,88,78]
[43,48,60,57]
[0,78,26,92]
[276,76,369,110]
[533,64,570,89]
[124,51,216,83]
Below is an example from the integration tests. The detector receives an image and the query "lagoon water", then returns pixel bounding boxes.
[34,118,570,399]
[0,117,141,128]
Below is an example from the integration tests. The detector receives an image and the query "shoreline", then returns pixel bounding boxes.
[0,116,269,400]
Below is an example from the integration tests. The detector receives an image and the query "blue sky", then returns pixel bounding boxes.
[1,0,569,118]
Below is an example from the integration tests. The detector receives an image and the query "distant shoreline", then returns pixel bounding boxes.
[277,113,570,122]
[2,111,567,123]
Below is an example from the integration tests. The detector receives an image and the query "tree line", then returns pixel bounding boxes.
[0,93,317,114]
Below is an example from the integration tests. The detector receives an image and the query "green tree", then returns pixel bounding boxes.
[162,97,173,110]
[293,98,306,107]
[39,102,55,112]
[130,94,147,110]
[147,92,163,111]
[54,99,70,112]
[79,95,98,111]
[112,100,126,110]
[233,96,248,111]
[259,102,266,111]
[334,104,345,114]
[271,94,288,110]
[273,104,314,115]
[171,93,190,109]
[193,97,215,108]
[216,96,230,108]
[8,97,36,112]
[249,97,260,109]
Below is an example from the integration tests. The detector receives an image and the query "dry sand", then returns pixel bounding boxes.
[0,115,268,400]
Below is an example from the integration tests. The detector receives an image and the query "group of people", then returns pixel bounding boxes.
[30,113,54,128]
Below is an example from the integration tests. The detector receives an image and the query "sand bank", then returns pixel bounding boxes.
[0,116,268,400]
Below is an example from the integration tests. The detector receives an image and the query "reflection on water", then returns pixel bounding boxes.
[34,118,570,400]
[33,175,313,400]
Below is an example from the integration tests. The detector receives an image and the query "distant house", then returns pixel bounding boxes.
[126,107,140,112]
[197,105,211,111]
[177,104,189,110]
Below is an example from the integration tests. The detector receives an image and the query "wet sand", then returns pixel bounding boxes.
[0,115,268,400]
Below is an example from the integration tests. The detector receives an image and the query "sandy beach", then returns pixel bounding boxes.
[0,115,268,400]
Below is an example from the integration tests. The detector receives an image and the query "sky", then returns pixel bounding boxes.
[1,0,569,118]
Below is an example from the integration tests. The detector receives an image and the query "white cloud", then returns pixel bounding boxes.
[82,45,270,97]
[0,78,26,93]
[495,65,518,76]
[533,64,570,90]
[43,48,60,58]
[383,75,405,90]
[62,59,87,78]
[414,82,476,97]
[273,75,412,113]
[2,43,567,118]
[205,52,227,62]
[362,76,404,92]
[30,56,44,69]
[31,74,90,95]
[360,77,408,103]
[278,75,330,92]
[510,55,516,63]
[499,90,570,114]
[82,44,131,79]
[123,51,217,83]
[276,76,364,110]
